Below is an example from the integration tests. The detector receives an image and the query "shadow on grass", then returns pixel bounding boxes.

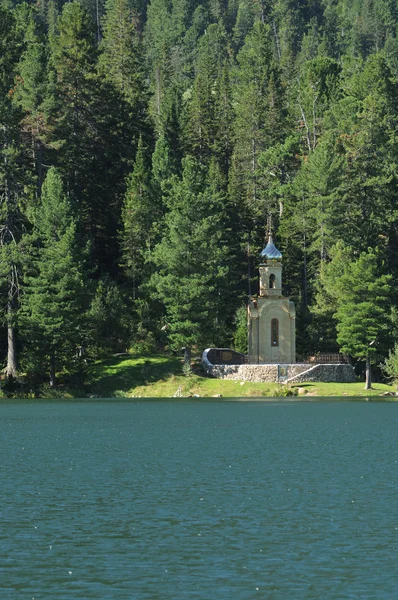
[88,354,182,397]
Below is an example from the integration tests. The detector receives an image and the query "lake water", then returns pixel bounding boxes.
[1,399,397,599]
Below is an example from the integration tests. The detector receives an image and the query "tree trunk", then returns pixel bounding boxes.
[6,297,17,378]
[6,324,17,378]
[96,0,101,43]
[49,352,56,388]
[365,354,372,390]
[302,229,308,311]
[247,232,252,297]
[184,346,191,373]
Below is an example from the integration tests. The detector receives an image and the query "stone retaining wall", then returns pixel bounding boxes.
[202,350,355,383]
[286,364,355,384]
[208,363,280,382]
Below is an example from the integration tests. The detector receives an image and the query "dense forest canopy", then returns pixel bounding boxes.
[1,0,398,386]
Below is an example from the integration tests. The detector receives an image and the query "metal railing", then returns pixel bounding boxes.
[304,353,351,364]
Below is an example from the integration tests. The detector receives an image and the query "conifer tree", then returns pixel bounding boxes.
[150,156,231,364]
[144,0,175,129]
[152,133,176,191]
[120,137,159,299]
[232,23,274,211]
[324,54,398,254]
[21,168,88,387]
[86,274,129,357]
[184,23,229,164]
[49,1,133,272]
[232,0,261,51]
[99,0,148,142]
[212,64,233,176]
[0,6,26,378]
[382,343,398,386]
[232,23,288,261]
[272,0,306,68]
[49,1,99,195]
[316,243,392,389]
[294,56,341,154]
[13,13,50,196]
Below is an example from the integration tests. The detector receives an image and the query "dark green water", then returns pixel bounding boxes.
[1,399,397,599]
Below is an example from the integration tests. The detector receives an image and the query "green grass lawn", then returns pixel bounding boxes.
[292,381,395,397]
[88,353,292,397]
[86,352,396,399]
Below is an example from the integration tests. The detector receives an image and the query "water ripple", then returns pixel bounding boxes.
[0,400,397,598]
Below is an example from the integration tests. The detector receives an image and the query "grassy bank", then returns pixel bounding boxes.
[88,353,294,398]
[2,352,394,399]
[86,353,395,399]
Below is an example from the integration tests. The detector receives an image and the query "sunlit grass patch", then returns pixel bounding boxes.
[293,381,394,397]
[85,352,397,399]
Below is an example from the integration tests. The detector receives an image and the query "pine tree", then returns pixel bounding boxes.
[382,343,398,386]
[144,0,175,129]
[149,156,231,364]
[49,1,99,200]
[120,137,159,299]
[212,63,234,176]
[233,0,264,52]
[184,23,229,164]
[13,12,50,196]
[232,23,288,264]
[232,23,275,214]
[86,274,129,357]
[21,168,88,387]
[0,6,26,378]
[272,0,307,68]
[152,133,176,191]
[49,1,134,273]
[316,243,392,389]
[98,0,148,142]
[294,56,341,154]
[325,54,398,254]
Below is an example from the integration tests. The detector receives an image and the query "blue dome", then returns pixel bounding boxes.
[260,235,282,260]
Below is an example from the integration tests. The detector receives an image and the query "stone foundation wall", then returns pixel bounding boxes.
[286,364,355,384]
[208,364,280,383]
[202,351,355,383]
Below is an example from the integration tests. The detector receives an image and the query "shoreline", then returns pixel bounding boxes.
[2,353,396,400]
[1,394,397,402]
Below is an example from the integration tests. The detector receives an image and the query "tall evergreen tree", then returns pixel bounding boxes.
[184,23,229,164]
[0,6,26,378]
[149,156,231,363]
[144,0,175,129]
[294,56,341,154]
[232,22,288,266]
[98,0,149,143]
[232,23,279,210]
[316,243,392,389]
[324,54,398,254]
[13,12,50,196]
[272,0,307,68]
[21,168,88,387]
[120,137,160,299]
[49,1,133,272]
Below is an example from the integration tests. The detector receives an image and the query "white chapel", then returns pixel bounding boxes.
[248,235,296,364]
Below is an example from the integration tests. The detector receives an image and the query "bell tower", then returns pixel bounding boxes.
[259,235,283,297]
[248,235,296,364]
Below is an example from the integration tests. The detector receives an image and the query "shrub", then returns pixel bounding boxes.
[382,343,398,385]
[234,305,248,354]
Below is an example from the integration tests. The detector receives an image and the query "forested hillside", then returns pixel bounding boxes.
[1,0,398,386]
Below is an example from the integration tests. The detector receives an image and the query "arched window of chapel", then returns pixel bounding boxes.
[269,274,276,289]
[271,318,279,346]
